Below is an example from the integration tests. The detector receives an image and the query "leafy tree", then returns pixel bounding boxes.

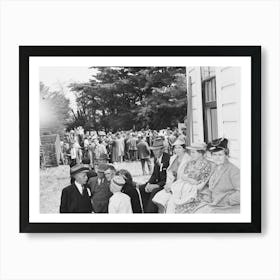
[40,82,71,136]
[68,67,188,131]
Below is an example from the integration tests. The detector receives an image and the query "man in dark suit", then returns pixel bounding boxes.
[139,137,170,213]
[88,163,112,213]
[137,135,152,175]
[60,164,92,213]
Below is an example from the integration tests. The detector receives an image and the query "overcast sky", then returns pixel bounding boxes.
[40,67,96,111]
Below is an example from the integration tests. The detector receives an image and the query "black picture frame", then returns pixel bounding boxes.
[20,46,261,233]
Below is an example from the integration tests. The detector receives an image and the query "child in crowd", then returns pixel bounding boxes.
[108,176,132,213]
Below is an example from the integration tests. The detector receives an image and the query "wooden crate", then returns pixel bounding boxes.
[40,134,61,167]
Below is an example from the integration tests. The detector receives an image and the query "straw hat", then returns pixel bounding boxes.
[70,164,90,176]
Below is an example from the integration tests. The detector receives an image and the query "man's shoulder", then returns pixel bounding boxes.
[62,184,75,193]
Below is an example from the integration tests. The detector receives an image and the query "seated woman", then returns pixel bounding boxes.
[152,138,191,212]
[153,142,213,213]
[194,138,240,213]
[166,143,213,213]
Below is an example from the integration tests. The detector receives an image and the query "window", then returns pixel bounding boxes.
[201,67,218,142]
[201,67,216,80]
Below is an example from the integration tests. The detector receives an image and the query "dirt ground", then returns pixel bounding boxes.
[40,161,152,213]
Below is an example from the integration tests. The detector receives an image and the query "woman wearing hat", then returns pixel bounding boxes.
[153,141,213,213]
[166,142,213,213]
[194,138,240,213]
[108,175,132,213]
[152,138,191,212]
[166,138,191,186]
[116,169,143,213]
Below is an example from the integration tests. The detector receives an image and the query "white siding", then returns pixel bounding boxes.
[187,66,240,167]
[216,67,240,167]
[186,67,204,143]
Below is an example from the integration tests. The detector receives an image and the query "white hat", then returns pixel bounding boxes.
[110,176,126,193]
[172,138,186,147]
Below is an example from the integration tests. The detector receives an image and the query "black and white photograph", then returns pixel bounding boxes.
[20,46,260,232]
[40,66,241,215]
[3,1,280,279]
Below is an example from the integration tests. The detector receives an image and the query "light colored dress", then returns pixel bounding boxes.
[152,153,191,209]
[194,159,240,213]
[112,138,124,162]
[166,157,213,213]
[108,192,133,213]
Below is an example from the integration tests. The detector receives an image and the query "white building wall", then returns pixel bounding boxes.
[186,67,204,143]
[215,67,240,167]
[186,66,240,167]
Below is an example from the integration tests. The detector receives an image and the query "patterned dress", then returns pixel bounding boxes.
[166,156,213,213]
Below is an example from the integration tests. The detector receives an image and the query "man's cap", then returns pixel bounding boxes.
[70,164,90,176]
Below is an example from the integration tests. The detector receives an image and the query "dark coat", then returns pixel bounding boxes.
[137,140,151,159]
[140,152,170,212]
[88,177,112,213]
[122,183,143,213]
[59,184,92,213]
[148,152,170,188]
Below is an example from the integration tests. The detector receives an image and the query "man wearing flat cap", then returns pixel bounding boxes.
[60,164,92,213]
[88,163,112,213]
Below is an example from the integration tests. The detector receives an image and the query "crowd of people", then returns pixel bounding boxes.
[60,126,189,175]
[59,130,240,214]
